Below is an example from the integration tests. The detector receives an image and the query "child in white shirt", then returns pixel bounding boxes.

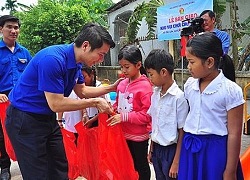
[178,32,245,180]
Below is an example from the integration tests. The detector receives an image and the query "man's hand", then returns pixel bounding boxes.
[109,78,125,92]
[95,98,114,114]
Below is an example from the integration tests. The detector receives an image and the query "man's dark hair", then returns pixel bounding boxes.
[144,49,174,75]
[200,10,215,19]
[74,22,115,50]
[0,15,21,27]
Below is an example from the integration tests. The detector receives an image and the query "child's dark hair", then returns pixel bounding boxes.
[144,49,174,75]
[118,45,147,76]
[81,64,96,86]
[186,32,235,81]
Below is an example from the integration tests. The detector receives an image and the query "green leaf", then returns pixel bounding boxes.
[13,0,112,55]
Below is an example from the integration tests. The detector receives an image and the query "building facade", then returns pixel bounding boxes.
[107,0,250,66]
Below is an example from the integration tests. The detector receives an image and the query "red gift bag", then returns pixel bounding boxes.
[98,113,138,180]
[61,128,79,179]
[75,114,139,180]
[75,122,99,179]
[0,101,17,161]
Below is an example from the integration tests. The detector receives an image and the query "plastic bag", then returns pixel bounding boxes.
[61,128,79,179]
[75,122,99,179]
[98,113,139,180]
[0,101,17,161]
[75,113,139,180]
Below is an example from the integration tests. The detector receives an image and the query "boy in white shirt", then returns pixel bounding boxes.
[145,49,189,179]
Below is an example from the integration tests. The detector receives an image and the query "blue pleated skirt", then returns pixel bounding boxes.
[178,132,244,180]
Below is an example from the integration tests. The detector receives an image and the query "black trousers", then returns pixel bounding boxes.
[0,90,11,170]
[0,120,11,170]
[127,139,151,180]
[5,105,68,180]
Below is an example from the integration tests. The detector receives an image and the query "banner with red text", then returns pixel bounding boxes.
[157,0,213,41]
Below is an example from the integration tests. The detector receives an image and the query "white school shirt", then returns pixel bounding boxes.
[147,81,189,146]
[64,80,111,132]
[63,91,82,133]
[184,71,245,136]
[86,80,111,117]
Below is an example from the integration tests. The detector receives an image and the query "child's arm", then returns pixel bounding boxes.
[223,104,243,180]
[81,109,89,124]
[57,112,64,128]
[84,114,98,128]
[147,140,153,164]
[169,128,184,179]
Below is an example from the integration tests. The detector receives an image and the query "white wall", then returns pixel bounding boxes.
[108,0,169,65]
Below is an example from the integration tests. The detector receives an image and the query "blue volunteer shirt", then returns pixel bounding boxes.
[9,43,84,115]
[0,40,32,92]
[213,29,230,55]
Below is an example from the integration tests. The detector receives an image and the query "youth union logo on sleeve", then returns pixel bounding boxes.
[18,58,27,63]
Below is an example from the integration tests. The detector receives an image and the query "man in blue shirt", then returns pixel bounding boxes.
[200,10,230,55]
[5,22,120,179]
[0,15,32,180]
